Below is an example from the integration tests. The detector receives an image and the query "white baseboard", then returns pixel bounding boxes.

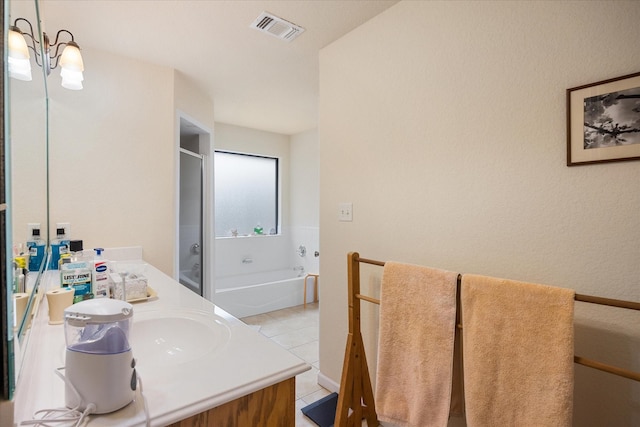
[317,371,340,393]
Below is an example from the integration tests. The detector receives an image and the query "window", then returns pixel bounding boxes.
[214,151,278,237]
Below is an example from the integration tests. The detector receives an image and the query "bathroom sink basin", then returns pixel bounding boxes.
[130,309,231,367]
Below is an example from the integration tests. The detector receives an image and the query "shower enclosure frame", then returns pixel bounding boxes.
[175,110,214,301]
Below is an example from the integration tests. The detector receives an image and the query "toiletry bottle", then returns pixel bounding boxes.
[58,253,71,271]
[60,240,94,303]
[13,257,27,293]
[14,243,27,265]
[92,248,112,298]
[26,228,46,272]
[69,240,88,263]
[49,227,70,270]
[12,261,20,294]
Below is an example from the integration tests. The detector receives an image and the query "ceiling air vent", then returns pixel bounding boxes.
[250,11,305,42]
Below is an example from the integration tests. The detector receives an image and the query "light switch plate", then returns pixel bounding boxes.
[339,203,353,222]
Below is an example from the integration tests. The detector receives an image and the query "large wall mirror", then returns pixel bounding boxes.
[4,0,49,399]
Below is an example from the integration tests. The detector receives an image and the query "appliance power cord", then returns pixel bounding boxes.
[19,368,94,426]
[19,366,150,427]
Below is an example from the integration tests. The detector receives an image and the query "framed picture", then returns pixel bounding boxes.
[567,71,640,166]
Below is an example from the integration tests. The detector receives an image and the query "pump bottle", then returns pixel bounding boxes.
[92,248,113,298]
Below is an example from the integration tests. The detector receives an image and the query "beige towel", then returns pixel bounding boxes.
[461,274,575,427]
[375,262,459,427]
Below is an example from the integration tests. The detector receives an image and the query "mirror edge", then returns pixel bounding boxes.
[3,0,51,400]
[2,0,15,401]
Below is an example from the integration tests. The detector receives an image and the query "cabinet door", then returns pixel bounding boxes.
[168,378,295,427]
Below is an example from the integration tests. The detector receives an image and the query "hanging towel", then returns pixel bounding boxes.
[461,274,575,427]
[375,262,459,427]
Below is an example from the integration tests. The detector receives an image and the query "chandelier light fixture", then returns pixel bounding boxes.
[8,17,85,90]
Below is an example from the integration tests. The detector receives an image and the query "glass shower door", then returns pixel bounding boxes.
[179,149,203,295]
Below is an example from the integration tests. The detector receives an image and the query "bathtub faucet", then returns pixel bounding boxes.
[242,257,253,264]
[190,243,200,255]
[293,265,305,277]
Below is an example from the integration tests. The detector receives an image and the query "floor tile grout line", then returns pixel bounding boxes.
[241,303,328,426]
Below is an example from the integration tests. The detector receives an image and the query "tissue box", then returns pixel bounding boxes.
[110,273,148,301]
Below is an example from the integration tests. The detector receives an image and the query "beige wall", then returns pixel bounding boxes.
[174,72,215,132]
[290,129,319,228]
[319,1,640,425]
[290,129,320,274]
[48,48,213,276]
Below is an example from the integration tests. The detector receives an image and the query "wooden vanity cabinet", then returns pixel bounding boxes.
[168,377,295,427]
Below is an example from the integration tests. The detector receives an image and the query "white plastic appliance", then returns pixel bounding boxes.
[64,299,136,414]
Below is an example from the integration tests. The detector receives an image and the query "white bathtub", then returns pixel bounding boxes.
[179,270,201,294]
[214,270,309,318]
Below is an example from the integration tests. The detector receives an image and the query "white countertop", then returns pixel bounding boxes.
[13,258,310,426]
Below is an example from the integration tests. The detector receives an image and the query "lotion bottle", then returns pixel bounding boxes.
[92,248,112,298]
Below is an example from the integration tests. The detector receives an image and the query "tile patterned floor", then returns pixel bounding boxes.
[241,302,332,427]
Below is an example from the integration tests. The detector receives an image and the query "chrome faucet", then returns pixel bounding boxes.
[293,265,305,277]
[297,245,307,257]
[190,243,200,255]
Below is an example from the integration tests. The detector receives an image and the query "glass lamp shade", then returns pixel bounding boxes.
[8,57,33,81]
[8,28,33,81]
[61,67,84,90]
[59,42,84,72]
[8,28,30,60]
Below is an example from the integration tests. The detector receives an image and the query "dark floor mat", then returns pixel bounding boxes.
[300,392,338,427]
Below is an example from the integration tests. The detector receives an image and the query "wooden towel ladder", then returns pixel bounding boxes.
[335,251,640,427]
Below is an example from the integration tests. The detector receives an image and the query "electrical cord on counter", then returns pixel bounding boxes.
[136,372,151,427]
[19,366,150,427]
[19,404,95,427]
[19,368,94,426]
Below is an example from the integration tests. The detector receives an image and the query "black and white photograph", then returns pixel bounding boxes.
[583,87,640,149]
[567,71,640,165]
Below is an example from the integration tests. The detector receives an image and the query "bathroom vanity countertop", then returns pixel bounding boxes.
[13,260,310,426]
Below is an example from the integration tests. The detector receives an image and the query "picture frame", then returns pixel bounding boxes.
[566,71,640,166]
